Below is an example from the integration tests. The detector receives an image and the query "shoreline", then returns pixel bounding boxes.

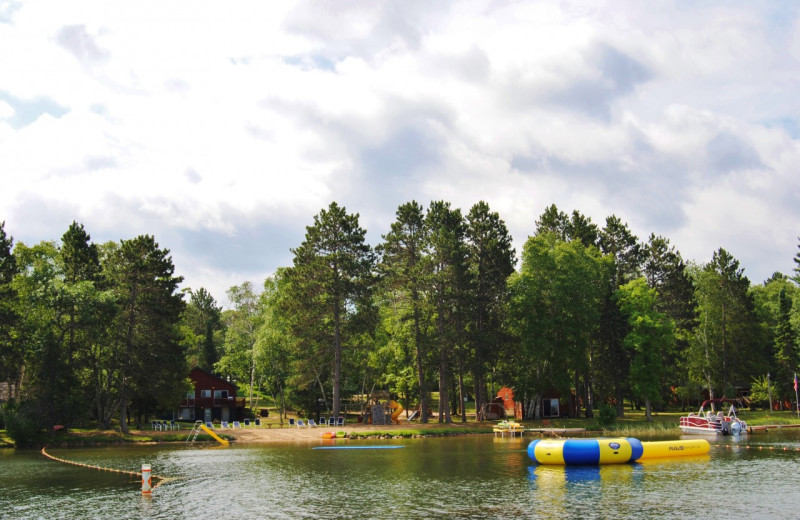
[27,422,507,448]
[11,416,800,448]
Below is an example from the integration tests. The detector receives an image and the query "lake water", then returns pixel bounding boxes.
[3,432,800,519]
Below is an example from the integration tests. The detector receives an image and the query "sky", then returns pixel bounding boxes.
[1,0,799,306]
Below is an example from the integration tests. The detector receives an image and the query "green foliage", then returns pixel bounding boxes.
[3,400,46,447]
[615,278,675,421]
[793,237,800,285]
[0,222,19,379]
[105,234,187,432]
[182,287,223,371]
[285,202,377,419]
[689,249,763,399]
[596,403,617,427]
[379,200,433,422]
[509,231,610,409]
[3,203,800,435]
[465,201,516,417]
[748,374,770,408]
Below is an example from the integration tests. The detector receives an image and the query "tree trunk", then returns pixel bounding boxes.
[439,343,450,423]
[458,368,466,423]
[413,291,428,424]
[119,379,129,434]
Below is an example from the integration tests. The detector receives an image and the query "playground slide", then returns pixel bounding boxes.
[200,423,230,446]
[389,400,404,424]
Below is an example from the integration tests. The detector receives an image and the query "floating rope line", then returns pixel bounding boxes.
[715,444,800,453]
[41,447,175,490]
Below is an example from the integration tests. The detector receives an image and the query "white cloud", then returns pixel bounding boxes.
[1,0,799,301]
[0,99,12,120]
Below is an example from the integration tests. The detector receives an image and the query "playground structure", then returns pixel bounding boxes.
[187,420,229,446]
[527,438,710,465]
[361,392,404,425]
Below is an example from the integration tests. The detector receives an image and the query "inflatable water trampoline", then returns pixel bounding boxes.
[527,438,710,465]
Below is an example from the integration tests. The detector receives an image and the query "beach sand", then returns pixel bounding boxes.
[209,421,491,443]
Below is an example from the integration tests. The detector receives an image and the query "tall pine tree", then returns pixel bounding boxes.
[106,235,186,433]
[379,201,432,423]
[465,201,515,421]
[286,202,376,420]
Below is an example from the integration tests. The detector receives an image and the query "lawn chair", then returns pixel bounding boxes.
[319,416,327,426]
[296,419,307,428]
[328,417,336,427]
[170,420,180,430]
[221,421,230,429]
[336,416,345,427]
[244,419,251,427]
[205,421,215,429]
[288,418,295,427]
[254,419,261,427]
[232,421,241,429]
[308,419,318,427]
[151,421,159,431]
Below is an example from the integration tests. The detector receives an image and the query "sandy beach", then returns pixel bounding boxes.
[205,421,492,444]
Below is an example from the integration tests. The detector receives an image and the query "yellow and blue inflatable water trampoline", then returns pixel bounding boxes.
[527,438,709,465]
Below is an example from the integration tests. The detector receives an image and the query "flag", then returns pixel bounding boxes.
[794,373,798,392]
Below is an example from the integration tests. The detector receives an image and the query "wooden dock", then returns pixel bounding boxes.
[525,427,587,437]
[749,423,800,432]
[493,428,524,438]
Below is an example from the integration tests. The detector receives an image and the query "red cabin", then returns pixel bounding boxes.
[179,368,246,423]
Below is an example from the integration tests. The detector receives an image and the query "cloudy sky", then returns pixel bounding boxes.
[2,1,799,305]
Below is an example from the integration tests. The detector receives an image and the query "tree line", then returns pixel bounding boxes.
[1,202,799,443]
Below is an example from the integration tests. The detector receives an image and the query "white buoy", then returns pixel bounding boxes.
[141,464,152,494]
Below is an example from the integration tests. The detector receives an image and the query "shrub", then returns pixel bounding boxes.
[3,400,47,448]
[597,403,617,427]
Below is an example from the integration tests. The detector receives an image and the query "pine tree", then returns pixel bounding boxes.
[379,201,431,423]
[793,237,800,286]
[465,201,515,421]
[426,201,469,423]
[286,202,376,420]
[106,235,186,433]
[183,287,223,371]
[0,222,19,396]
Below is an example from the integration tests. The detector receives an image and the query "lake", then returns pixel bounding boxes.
[3,431,800,519]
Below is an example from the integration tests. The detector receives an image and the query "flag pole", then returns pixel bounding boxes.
[795,373,799,419]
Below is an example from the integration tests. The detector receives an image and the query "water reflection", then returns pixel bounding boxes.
[4,432,800,519]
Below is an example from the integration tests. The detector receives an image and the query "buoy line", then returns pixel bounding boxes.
[41,447,175,489]
[715,444,800,453]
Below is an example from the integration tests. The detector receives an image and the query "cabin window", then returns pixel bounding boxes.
[214,390,228,399]
[543,398,560,418]
[200,390,211,398]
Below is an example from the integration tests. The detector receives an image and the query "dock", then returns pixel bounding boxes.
[525,427,587,437]
[493,428,524,438]
[749,423,800,433]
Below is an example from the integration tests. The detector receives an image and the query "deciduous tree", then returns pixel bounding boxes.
[615,278,675,421]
